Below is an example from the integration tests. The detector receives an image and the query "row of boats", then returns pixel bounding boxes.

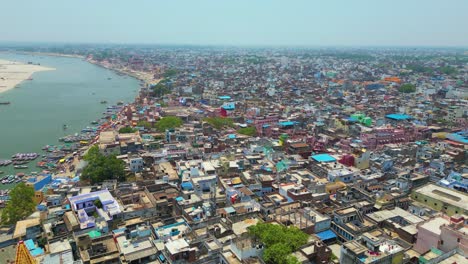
[0,175,23,185]
[11,153,39,161]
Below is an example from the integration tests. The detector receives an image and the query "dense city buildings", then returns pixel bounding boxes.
[0,44,467,264]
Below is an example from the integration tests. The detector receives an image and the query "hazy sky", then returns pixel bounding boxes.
[2,0,467,46]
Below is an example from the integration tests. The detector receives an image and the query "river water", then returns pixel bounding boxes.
[0,53,139,182]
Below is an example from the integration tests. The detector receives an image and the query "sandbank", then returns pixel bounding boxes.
[0,59,55,93]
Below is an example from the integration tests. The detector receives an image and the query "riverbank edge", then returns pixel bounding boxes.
[15,51,151,86]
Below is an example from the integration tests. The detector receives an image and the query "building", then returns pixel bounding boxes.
[68,190,122,229]
[340,232,406,264]
[411,184,468,216]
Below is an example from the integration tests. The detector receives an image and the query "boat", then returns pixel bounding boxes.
[0,102,11,105]
[100,100,108,104]
[117,101,124,105]
[14,165,28,169]
[63,124,68,130]
[0,171,3,174]
[107,77,112,80]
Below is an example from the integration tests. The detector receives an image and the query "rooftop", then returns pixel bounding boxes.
[414,184,468,211]
[311,153,337,163]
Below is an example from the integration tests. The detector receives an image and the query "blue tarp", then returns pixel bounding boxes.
[175,196,184,202]
[228,134,237,139]
[311,154,336,163]
[181,182,194,190]
[316,229,337,241]
[386,114,412,120]
[278,121,296,127]
[30,248,44,257]
[25,239,35,250]
[219,96,231,100]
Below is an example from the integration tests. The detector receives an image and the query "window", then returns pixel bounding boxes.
[457,238,461,243]
[440,240,444,245]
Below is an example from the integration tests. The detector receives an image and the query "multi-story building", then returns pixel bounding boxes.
[411,184,468,216]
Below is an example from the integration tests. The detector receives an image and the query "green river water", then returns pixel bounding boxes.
[0,53,139,187]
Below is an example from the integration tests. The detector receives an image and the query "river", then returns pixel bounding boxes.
[0,53,139,185]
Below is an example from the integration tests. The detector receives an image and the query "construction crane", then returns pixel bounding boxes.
[15,240,35,264]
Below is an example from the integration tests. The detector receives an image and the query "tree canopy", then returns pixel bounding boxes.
[248,223,309,264]
[137,120,153,129]
[81,145,126,184]
[203,117,234,129]
[439,66,457,75]
[237,126,257,136]
[155,116,183,132]
[163,68,178,78]
[398,83,416,93]
[151,79,172,97]
[1,183,36,225]
[118,126,137,133]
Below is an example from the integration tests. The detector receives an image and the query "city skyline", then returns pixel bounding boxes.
[2,0,468,47]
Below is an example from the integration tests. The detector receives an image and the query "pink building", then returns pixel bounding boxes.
[414,215,468,255]
[360,126,426,150]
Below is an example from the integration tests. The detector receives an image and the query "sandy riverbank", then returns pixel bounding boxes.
[0,59,55,93]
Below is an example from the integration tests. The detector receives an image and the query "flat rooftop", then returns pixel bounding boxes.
[414,184,468,211]
[420,217,449,235]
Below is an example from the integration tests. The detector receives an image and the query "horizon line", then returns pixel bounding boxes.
[0,41,467,50]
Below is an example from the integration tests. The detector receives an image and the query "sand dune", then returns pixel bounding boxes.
[0,59,55,93]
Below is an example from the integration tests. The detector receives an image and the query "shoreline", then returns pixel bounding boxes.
[0,59,55,94]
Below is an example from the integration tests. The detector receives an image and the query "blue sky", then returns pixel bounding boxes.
[1,0,467,46]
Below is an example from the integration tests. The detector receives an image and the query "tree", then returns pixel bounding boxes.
[1,183,35,225]
[248,223,309,264]
[155,116,183,132]
[203,117,234,129]
[93,199,103,209]
[398,83,416,93]
[81,145,125,184]
[237,127,257,136]
[137,121,153,129]
[439,66,457,75]
[163,69,178,78]
[151,80,171,97]
[118,126,137,133]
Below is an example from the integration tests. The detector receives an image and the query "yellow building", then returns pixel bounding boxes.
[411,184,468,216]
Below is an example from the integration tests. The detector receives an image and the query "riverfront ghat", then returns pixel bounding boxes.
[0,59,55,93]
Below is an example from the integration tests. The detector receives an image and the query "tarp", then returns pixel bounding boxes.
[316,229,337,241]
[181,182,194,190]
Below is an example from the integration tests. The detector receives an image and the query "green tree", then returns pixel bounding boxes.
[264,243,296,264]
[248,223,309,264]
[155,116,183,132]
[439,66,457,75]
[398,83,416,93]
[93,199,103,209]
[1,183,35,225]
[151,81,171,97]
[237,127,257,136]
[119,126,137,133]
[137,121,153,129]
[81,145,126,184]
[203,117,234,129]
[163,69,178,78]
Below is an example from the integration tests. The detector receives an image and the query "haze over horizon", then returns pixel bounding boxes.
[2,0,468,47]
